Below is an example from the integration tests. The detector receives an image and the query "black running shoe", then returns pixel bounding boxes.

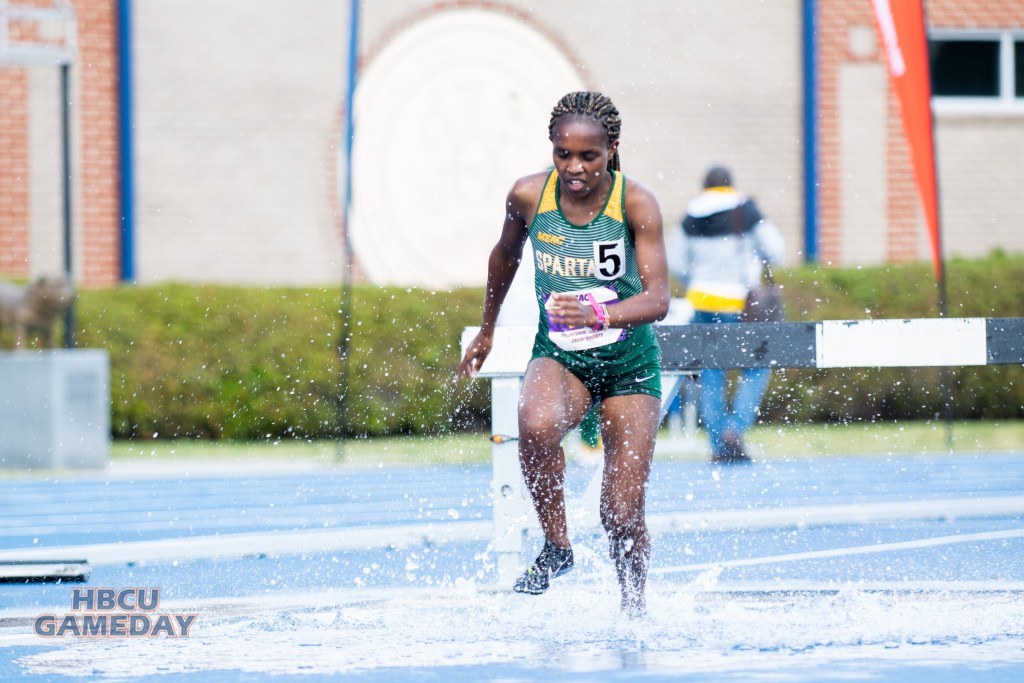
[712,431,752,465]
[513,540,574,595]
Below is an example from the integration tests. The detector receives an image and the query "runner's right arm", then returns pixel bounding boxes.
[458,174,544,378]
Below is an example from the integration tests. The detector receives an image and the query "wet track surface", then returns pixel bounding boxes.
[1,451,1023,681]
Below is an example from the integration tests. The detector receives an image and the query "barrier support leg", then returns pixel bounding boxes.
[490,376,530,586]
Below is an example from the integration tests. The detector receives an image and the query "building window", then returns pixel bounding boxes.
[929,31,1024,113]
[1017,40,1024,97]
[930,39,999,97]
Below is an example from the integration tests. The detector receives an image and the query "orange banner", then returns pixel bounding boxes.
[870,0,943,278]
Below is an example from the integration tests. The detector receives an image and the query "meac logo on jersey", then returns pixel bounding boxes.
[536,232,566,246]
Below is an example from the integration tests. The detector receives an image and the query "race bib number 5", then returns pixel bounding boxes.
[593,239,626,280]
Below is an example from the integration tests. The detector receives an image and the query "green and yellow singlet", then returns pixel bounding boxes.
[528,169,661,393]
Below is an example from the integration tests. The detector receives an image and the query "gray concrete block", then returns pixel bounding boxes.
[0,350,110,469]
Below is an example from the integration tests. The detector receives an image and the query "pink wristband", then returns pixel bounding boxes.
[586,294,609,331]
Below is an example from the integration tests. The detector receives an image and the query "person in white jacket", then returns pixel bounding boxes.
[670,166,785,463]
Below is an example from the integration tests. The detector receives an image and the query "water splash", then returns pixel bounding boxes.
[12,578,1024,680]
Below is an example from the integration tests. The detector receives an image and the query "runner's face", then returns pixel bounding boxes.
[550,116,616,199]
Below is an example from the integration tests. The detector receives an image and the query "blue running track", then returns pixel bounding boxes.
[1,451,1023,682]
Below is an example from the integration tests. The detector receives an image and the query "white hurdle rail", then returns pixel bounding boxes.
[461,317,1024,584]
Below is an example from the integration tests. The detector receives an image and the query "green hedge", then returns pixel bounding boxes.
[50,252,1024,439]
[73,285,489,439]
[762,251,1024,424]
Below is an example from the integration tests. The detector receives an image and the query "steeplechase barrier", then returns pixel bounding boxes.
[461,317,1024,583]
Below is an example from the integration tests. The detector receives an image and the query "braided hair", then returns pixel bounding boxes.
[548,91,621,172]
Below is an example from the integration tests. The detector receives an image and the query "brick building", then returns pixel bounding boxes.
[1,0,119,285]
[817,0,1024,266]
[1,0,1022,287]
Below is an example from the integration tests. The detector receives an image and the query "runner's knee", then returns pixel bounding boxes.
[518,404,572,445]
[600,497,644,533]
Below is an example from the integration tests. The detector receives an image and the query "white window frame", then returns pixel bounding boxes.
[929,29,1024,116]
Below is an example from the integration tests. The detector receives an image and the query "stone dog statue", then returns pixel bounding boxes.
[0,274,75,349]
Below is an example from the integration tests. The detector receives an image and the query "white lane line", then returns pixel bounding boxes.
[1,496,1020,568]
[675,580,1024,594]
[651,528,1024,575]
[0,521,492,566]
[0,509,486,538]
[645,495,1024,533]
